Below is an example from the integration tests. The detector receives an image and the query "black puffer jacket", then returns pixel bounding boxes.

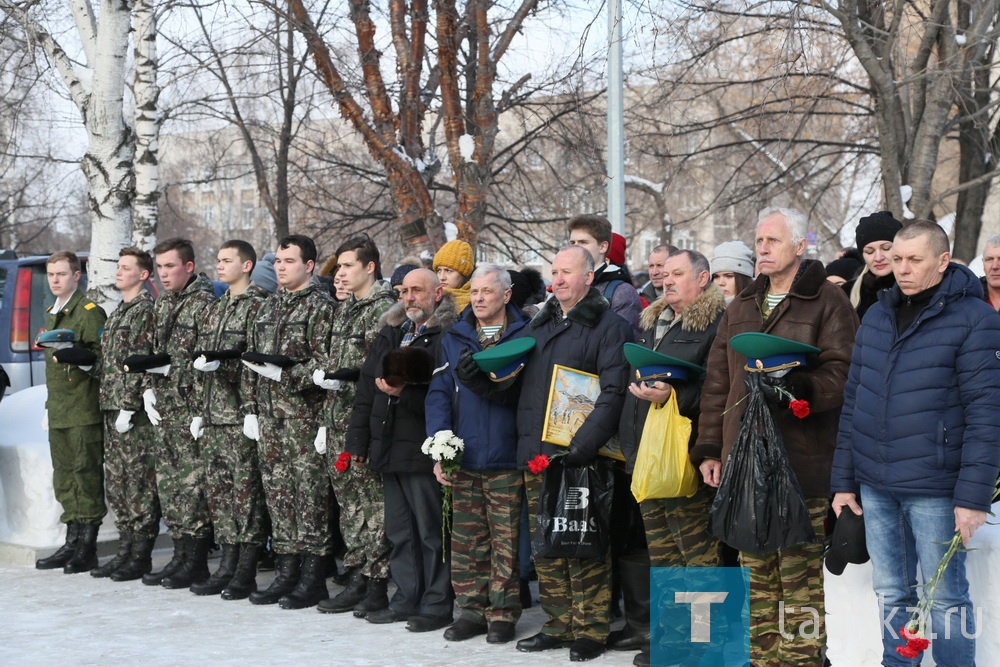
[514,287,633,468]
[619,285,726,473]
[346,294,458,473]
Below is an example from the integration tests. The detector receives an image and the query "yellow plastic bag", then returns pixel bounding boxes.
[631,391,697,501]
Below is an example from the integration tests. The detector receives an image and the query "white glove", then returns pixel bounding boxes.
[312,369,342,391]
[41,410,48,431]
[242,360,282,382]
[79,365,93,372]
[193,356,221,373]
[143,388,161,426]
[243,414,260,441]
[146,364,171,375]
[314,426,327,454]
[115,410,134,434]
[190,416,204,440]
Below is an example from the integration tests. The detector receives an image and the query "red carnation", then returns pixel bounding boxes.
[896,644,921,659]
[899,626,929,652]
[528,454,550,475]
[789,399,811,419]
[334,451,351,473]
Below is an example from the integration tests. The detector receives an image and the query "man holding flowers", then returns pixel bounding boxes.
[832,220,1000,666]
[426,264,530,645]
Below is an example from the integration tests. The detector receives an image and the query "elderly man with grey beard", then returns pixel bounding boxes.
[347,268,459,633]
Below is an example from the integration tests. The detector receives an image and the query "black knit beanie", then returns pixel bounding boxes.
[855,211,903,250]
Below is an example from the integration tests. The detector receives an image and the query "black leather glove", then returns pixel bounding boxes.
[759,374,791,407]
[327,368,361,382]
[562,445,594,468]
[456,349,482,384]
[53,346,97,367]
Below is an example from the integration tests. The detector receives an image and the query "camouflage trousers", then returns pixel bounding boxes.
[257,416,330,556]
[450,469,523,624]
[202,424,266,546]
[153,417,211,539]
[640,483,721,568]
[327,444,390,579]
[49,423,106,525]
[742,496,828,667]
[525,472,612,642]
[103,411,160,539]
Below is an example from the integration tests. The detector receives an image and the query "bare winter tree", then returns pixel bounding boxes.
[285,0,556,250]
[0,0,135,306]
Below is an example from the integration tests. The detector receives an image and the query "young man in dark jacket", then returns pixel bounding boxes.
[347,268,458,632]
[832,221,1000,667]
[425,264,529,645]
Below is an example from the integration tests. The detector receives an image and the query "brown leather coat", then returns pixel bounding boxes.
[692,259,859,496]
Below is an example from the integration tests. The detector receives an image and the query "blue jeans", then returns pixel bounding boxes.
[860,485,976,667]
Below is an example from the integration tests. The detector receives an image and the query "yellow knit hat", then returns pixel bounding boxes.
[433,240,475,278]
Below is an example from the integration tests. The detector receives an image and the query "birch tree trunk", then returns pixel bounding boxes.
[131,0,159,252]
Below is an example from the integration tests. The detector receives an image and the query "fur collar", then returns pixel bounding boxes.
[379,291,458,330]
[530,287,608,329]
[640,284,726,333]
[744,258,827,302]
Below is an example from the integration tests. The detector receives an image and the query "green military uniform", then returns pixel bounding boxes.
[325,281,395,579]
[99,290,160,540]
[199,283,268,547]
[150,274,216,539]
[44,290,108,525]
[249,282,334,556]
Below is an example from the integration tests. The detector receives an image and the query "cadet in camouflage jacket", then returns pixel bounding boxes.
[247,280,335,558]
[198,282,269,551]
[150,273,217,542]
[99,289,161,543]
[320,279,396,605]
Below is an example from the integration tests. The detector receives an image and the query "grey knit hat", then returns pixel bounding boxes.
[711,241,754,278]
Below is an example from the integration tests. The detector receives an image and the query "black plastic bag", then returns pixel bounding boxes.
[710,373,815,554]
[532,455,614,560]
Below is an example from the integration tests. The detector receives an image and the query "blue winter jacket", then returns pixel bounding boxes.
[424,304,529,471]
[831,263,1000,511]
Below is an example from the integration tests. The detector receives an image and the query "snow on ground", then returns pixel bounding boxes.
[0,553,637,667]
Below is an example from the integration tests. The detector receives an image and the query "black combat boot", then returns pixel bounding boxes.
[351,577,389,618]
[112,535,155,582]
[221,544,260,601]
[278,554,329,609]
[63,524,100,574]
[317,567,367,613]
[162,535,211,589]
[142,537,186,586]
[606,551,651,652]
[190,543,239,595]
[35,523,80,570]
[249,553,300,605]
[91,531,132,578]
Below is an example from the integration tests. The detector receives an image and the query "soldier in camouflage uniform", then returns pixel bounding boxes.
[618,250,727,666]
[90,248,161,582]
[139,238,218,589]
[426,264,528,644]
[34,251,108,575]
[188,240,268,599]
[313,235,396,617]
[243,234,335,610]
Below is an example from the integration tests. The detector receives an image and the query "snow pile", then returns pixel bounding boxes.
[0,386,65,548]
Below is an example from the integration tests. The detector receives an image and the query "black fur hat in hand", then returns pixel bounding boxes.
[382,347,435,387]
